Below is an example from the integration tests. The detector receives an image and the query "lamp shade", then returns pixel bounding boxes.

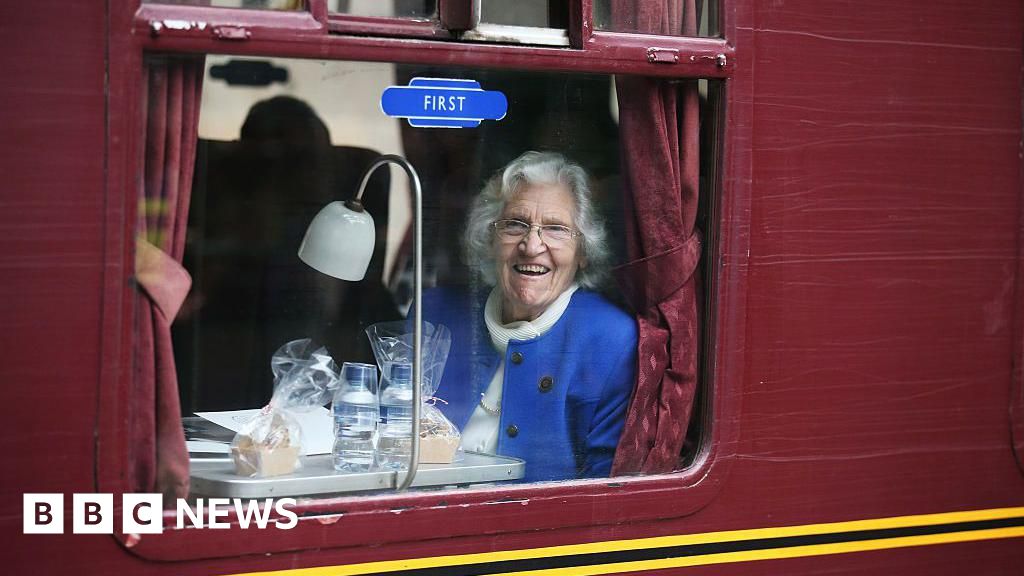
[297,201,375,281]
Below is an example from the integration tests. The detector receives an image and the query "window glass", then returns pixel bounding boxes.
[177,56,639,492]
[480,0,567,28]
[593,0,719,37]
[329,0,437,19]
[142,0,304,9]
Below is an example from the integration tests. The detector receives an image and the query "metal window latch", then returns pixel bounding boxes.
[647,47,680,64]
[647,48,729,69]
[691,53,728,67]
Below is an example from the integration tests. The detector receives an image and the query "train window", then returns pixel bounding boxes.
[160,50,720,495]
[177,55,636,483]
[593,0,719,37]
[469,1,571,46]
[141,0,305,9]
[479,0,565,28]
[329,0,437,19]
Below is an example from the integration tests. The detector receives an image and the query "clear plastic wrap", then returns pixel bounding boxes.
[419,398,462,464]
[231,339,339,477]
[365,321,460,464]
[365,321,451,398]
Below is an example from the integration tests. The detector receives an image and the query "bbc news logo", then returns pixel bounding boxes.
[24,494,298,534]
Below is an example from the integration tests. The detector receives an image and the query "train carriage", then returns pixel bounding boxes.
[2,0,1023,574]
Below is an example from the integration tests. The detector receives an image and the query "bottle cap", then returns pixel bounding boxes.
[389,362,412,387]
[342,362,378,389]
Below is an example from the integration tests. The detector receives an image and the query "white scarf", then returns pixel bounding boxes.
[484,283,579,352]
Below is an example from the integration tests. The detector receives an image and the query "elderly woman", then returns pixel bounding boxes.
[424,151,637,482]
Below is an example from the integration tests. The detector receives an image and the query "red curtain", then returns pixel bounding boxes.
[132,56,204,500]
[611,0,701,475]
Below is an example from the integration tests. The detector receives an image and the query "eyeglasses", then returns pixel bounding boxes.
[491,219,582,246]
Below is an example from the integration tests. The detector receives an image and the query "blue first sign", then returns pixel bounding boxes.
[381,78,508,128]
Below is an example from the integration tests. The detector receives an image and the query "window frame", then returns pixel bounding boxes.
[100,0,751,561]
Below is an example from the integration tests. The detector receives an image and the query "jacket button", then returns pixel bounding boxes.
[510,352,523,364]
[539,376,553,392]
[506,424,519,438]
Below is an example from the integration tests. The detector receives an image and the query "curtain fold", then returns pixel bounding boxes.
[132,56,204,500]
[611,0,701,475]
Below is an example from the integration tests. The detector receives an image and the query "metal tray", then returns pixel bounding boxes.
[189,452,525,498]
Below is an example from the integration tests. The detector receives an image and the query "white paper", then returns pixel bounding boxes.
[186,440,230,454]
[195,407,334,456]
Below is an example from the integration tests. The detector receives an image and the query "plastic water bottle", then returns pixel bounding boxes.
[377,362,414,470]
[332,362,378,473]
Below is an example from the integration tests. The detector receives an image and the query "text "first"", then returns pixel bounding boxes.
[424,94,467,112]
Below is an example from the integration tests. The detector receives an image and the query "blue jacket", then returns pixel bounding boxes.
[423,288,637,482]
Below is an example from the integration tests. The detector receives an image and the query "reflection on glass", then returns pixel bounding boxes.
[480,0,567,28]
[143,0,304,8]
[593,0,718,36]
[329,0,436,19]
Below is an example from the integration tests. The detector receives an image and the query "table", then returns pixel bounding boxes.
[189,452,525,498]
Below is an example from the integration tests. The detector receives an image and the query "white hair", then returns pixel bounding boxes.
[463,151,610,289]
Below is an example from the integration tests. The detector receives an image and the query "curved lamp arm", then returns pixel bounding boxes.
[353,155,423,491]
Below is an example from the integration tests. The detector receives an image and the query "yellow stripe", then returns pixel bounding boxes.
[492,527,1024,576]
[228,507,1024,576]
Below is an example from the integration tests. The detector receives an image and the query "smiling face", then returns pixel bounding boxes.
[495,183,583,323]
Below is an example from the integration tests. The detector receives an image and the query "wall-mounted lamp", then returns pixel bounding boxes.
[298,154,423,490]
